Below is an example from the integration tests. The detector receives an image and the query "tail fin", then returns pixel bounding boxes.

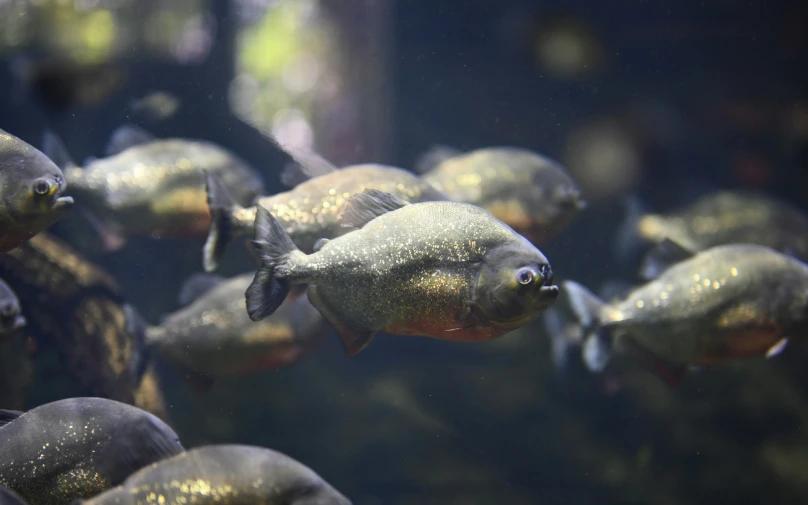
[246,206,301,321]
[123,303,153,386]
[563,280,613,372]
[612,194,649,264]
[203,171,241,272]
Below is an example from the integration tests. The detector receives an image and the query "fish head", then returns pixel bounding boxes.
[0,133,73,228]
[475,239,559,329]
[532,169,586,232]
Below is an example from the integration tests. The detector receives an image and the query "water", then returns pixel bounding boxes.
[1,1,806,504]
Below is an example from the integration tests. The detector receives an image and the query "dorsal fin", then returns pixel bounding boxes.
[269,137,338,188]
[42,130,77,169]
[339,189,410,229]
[639,238,695,281]
[105,125,156,156]
[0,409,24,428]
[413,144,463,174]
[178,273,225,306]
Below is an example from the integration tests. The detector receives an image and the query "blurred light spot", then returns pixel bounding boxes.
[271,108,313,151]
[282,52,321,94]
[563,119,641,201]
[173,13,215,64]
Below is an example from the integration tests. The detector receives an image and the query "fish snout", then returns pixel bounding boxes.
[554,185,587,210]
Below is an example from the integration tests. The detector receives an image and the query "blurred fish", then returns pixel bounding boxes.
[44,125,265,252]
[0,233,164,414]
[129,91,181,121]
[11,57,127,111]
[204,154,448,271]
[0,486,27,505]
[74,445,351,505]
[618,190,808,266]
[0,279,25,339]
[133,273,329,392]
[247,189,559,356]
[0,397,183,505]
[558,242,808,386]
[0,128,73,252]
[527,9,607,79]
[416,146,586,245]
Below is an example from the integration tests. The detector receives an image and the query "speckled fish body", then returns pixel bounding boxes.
[0,398,184,505]
[636,191,808,260]
[421,147,585,244]
[0,233,167,414]
[0,278,25,338]
[247,191,559,355]
[147,274,329,377]
[66,139,264,239]
[573,245,808,367]
[0,129,73,252]
[76,445,351,505]
[206,164,447,271]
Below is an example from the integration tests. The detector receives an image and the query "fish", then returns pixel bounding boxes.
[416,146,586,245]
[246,189,559,356]
[129,91,181,121]
[73,444,351,505]
[134,273,330,391]
[0,397,184,505]
[44,125,265,252]
[0,278,25,339]
[0,485,27,505]
[557,242,808,386]
[203,160,448,272]
[0,233,164,414]
[0,128,74,252]
[619,190,808,268]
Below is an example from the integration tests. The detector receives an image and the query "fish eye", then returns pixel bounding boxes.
[33,178,52,196]
[539,264,553,285]
[516,268,535,285]
[0,303,16,317]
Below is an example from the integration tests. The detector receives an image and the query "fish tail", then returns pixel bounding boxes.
[246,206,302,321]
[613,193,649,264]
[123,303,154,386]
[562,280,613,372]
[203,171,242,272]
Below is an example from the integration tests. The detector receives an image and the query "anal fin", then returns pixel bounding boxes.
[307,286,375,357]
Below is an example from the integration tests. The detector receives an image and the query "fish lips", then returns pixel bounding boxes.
[537,284,560,307]
[49,179,74,213]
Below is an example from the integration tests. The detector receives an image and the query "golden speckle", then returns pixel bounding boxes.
[730,267,739,277]
[635,300,644,308]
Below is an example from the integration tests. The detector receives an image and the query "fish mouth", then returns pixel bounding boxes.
[51,195,74,209]
[537,285,560,306]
